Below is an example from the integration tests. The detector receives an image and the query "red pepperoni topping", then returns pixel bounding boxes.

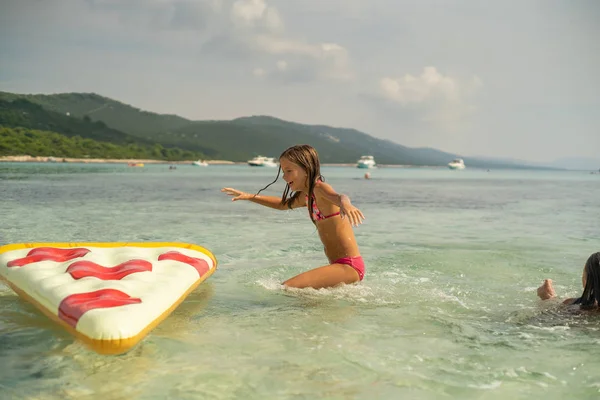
[7,247,90,267]
[158,251,210,277]
[66,259,152,280]
[58,289,142,328]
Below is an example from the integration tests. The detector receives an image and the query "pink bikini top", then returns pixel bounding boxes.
[305,193,340,221]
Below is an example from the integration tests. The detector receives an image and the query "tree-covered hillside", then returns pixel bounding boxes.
[0,99,205,160]
[0,91,191,137]
[0,127,202,160]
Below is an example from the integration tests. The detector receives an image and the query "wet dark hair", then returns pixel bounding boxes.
[255,144,323,223]
[573,252,600,309]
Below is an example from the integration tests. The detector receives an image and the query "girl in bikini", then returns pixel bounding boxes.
[537,252,600,309]
[221,144,366,289]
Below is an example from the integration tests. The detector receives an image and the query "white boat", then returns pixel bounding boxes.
[448,158,466,170]
[247,156,278,167]
[356,155,376,169]
[192,160,208,167]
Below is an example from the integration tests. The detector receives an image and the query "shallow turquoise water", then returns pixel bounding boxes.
[1,162,599,399]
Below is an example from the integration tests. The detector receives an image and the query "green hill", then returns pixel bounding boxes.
[0,98,206,160]
[0,98,152,145]
[0,91,547,168]
[0,91,191,137]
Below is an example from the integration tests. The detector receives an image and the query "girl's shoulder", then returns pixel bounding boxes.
[312,181,325,198]
[314,180,333,193]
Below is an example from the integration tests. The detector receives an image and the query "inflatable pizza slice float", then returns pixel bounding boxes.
[0,242,217,355]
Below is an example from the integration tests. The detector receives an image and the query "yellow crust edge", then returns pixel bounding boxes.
[0,242,218,355]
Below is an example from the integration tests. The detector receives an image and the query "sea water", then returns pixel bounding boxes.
[0,162,599,399]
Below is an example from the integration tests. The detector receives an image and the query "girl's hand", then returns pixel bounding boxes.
[221,187,254,201]
[340,196,365,227]
[537,279,557,300]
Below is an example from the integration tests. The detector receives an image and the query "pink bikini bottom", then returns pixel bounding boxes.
[333,256,365,281]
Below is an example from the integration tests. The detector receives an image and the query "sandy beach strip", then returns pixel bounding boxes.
[0,155,235,165]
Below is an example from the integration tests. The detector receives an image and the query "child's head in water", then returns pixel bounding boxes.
[574,252,600,309]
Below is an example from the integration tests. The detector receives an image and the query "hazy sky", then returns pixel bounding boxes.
[1,0,598,162]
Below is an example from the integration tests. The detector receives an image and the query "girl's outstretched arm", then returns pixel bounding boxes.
[314,182,365,226]
[222,188,308,210]
[221,187,286,209]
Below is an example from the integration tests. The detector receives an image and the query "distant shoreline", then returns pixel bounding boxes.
[0,156,581,171]
[0,155,236,165]
[0,155,440,168]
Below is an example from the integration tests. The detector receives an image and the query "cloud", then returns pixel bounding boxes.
[85,0,223,32]
[275,60,287,71]
[251,59,325,84]
[248,37,352,82]
[377,66,482,129]
[252,67,266,77]
[82,0,352,83]
[231,0,283,32]
[226,0,352,82]
[380,66,472,105]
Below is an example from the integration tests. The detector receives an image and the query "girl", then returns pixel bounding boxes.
[537,252,600,309]
[221,144,366,289]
